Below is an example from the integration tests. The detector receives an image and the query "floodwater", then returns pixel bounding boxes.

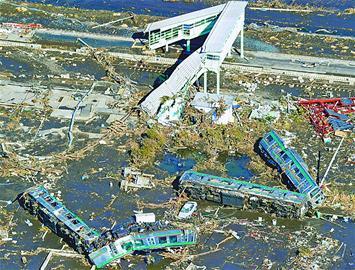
[20,0,355,37]
[1,77,354,269]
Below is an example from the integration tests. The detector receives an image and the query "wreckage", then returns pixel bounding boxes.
[179,171,309,218]
[18,186,197,268]
[298,97,354,139]
[259,130,325,207]
[120,167,155,191]
[140,1,247,124]
[89,229,197,268]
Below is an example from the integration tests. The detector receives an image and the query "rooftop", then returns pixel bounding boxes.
[144,4,225,33]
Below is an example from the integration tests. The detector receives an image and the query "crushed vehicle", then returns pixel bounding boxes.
[178,201,198,219]
[17,186,197,268]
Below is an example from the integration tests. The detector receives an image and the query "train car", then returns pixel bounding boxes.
[89,229,197,268]
[179,170,309,218]
[259,130,325,207]
[18,186,100,253]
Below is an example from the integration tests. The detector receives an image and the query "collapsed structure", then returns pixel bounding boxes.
[18,186,197,268]
[140,1,247,124]
[298,97,354,139]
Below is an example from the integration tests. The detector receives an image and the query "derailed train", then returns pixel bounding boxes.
[259,130,325,207]
[178,130,325,218]
[18,186,197,268]
[179,171,309,218]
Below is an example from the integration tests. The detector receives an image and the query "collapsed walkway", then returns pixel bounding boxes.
[140,1,247,121]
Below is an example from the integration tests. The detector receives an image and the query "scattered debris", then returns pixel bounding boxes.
[249,103,280,122]
[120,167,155,191]
[191,93,240,125]
[298,97,354,140]
[134,213,156,224]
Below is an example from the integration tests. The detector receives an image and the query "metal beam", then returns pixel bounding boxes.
[204,72,207,93]
[216,70,220,95]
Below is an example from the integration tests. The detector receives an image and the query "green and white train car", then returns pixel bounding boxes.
[89,229,197,268]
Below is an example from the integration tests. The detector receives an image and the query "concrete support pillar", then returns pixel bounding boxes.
[203,72,207,94]
[165,42,168,52]
[148,31,150,48]
[240,27,244,58]
[186,39,191,53]
[216,70,220,95]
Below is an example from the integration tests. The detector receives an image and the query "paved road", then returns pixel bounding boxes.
[0,39,354,85]
[240,51,355,78]
[35,29,134,42]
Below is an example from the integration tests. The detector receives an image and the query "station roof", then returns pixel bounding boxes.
[144,4,225,33]
[202,1,247,54]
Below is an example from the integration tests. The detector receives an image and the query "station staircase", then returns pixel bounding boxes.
[140,1,247,118]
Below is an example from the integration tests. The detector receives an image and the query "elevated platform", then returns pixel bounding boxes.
[201,1,247,70]
[141,1,247,121]
[144,4,225,50]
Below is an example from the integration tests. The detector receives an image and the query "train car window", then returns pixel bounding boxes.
[169,235,178,243]
[297,172,305,180]
[294,167,300,174]
[266,135,274,143]
[51,201,58,207]
[123,241,133,251]
[159,236,167,244]
[66,213,74,219]
[72,219,79,225]
[147,238,155,245]
[281,153,291,162]
[134,240,144,247]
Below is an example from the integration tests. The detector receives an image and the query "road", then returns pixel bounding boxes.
[241,51,355,78]
[0,38,354,86]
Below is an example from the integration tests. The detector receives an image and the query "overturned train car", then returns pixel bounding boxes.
[18,186,197,268]
[90,229,197,268]
[259,130,325,207]
[179,171,310,218]
[18,186,101,254]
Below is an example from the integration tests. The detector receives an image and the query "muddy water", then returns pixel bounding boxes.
[21,0,355,37]
[1,116,353,269]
